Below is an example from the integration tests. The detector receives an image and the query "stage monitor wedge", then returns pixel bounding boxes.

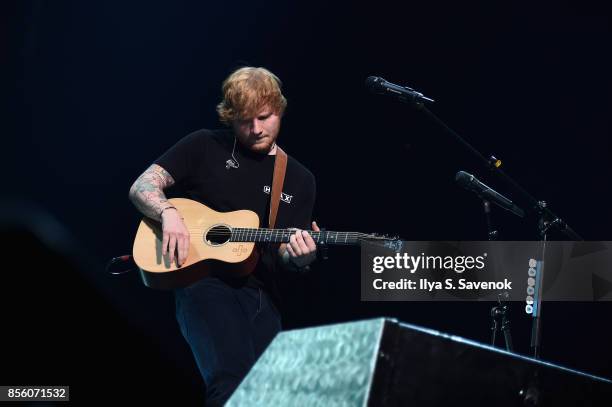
[227,318,611,406]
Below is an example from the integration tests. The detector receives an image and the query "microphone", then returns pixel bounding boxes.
[365,76,434,104]
[455,171,525,218]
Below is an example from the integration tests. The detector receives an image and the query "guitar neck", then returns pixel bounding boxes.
[230,228,363,245]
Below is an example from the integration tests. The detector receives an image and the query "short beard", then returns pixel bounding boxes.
[249,140,275,153]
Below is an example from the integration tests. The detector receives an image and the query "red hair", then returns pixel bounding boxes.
[216,67,287,124]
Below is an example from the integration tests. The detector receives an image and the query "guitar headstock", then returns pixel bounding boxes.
[360,234,403,253]
[360,233,399,241]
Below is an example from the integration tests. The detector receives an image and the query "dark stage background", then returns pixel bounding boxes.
[3,0,611,403]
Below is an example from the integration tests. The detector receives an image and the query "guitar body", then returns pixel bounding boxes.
[133,198,260,289]
[133,198,395,290]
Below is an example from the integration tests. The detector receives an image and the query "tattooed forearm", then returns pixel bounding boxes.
[129,164,176,221]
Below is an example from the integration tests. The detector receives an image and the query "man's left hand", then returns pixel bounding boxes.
[284,221,320,268]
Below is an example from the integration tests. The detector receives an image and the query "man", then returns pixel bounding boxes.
[128,67,318,406]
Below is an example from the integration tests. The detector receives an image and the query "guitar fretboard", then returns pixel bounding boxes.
[229,228,364,245]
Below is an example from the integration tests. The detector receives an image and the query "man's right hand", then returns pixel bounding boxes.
[161,208,190,267]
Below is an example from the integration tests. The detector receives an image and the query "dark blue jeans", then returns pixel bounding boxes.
[175,277,281,406]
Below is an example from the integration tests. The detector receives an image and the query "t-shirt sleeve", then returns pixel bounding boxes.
[154,130,208,184]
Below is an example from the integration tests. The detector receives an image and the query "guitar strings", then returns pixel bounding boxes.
[189,233,372,242]
[181,226,377,241]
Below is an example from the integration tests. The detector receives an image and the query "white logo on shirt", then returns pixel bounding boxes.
[263,185,293,204]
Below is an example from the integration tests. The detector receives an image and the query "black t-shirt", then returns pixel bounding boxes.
[154,128,316,300]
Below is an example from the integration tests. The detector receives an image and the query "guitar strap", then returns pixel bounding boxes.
[269,145,287,229]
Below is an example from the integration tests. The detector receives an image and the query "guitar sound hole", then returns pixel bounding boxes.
[206,225,232,246]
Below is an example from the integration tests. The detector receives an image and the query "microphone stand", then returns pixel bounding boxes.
[491,292,514,352]
[407,102,583,361]
[483,200,498,241]
[531,203,557,359]
[414,103,581,241]
[478,199,514,352]
[369,81,590,406]
[482,199,513,352]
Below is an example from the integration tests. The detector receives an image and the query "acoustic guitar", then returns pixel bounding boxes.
[133,198,398,289]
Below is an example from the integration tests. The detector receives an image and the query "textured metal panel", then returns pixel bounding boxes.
[228,318,612,406]
[227,318,387,407]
